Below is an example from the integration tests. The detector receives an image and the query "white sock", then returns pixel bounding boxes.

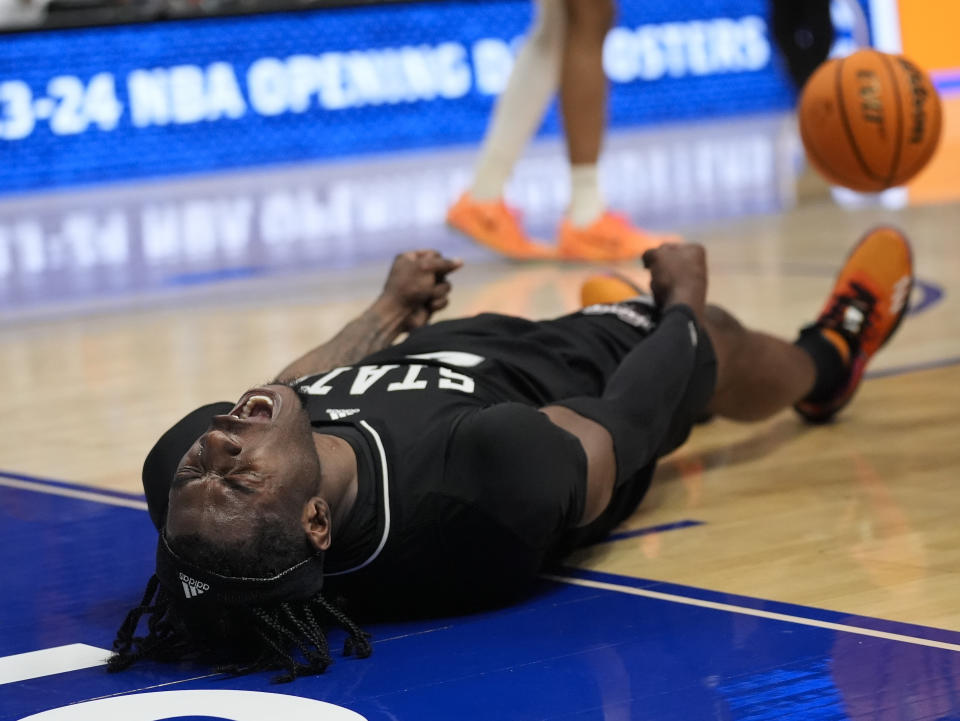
[470,0,566,201]
[567,164,605,227]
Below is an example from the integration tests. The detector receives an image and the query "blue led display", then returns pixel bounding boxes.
[0,0,869,194]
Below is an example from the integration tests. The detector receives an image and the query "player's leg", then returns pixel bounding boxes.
[556,0,681,261]
[549,299,813,429]
[558,0,611,221]
[700,305,816,421]
[770,0,834,91]
[582,226,914,423]
[705,228,912,422]
[447,0,565,259]
[548,227,912,529]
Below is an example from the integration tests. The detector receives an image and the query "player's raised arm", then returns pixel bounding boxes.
[275,250,462,382]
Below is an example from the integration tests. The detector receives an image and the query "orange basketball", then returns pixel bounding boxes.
[798,48,942,192]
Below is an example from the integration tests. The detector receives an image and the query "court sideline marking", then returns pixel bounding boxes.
[0,645,111,686]
[542,573,960,653]
[0,473,147,511]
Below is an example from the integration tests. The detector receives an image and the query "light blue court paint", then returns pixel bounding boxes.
[2,478,958,721]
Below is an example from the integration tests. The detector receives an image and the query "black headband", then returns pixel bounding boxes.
[155,532,325,607]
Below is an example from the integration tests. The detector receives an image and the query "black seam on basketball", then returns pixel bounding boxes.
[880,52,904,187]
[895,63,940,181]
[835,57,885,185]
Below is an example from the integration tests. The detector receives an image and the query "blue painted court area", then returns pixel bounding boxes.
[2,480,959,721]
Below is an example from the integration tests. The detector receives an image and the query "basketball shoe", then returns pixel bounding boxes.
[559,211,682,262]
[795,226,914,423]
[446,193,555,260]
[579,270,647,306]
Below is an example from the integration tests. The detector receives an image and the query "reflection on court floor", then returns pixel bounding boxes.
[0,114,797,313]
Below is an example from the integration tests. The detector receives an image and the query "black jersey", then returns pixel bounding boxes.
[287,313,619,612]
[142,308,714,614]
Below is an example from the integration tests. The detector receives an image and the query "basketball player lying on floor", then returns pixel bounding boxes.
[111,228,913,681]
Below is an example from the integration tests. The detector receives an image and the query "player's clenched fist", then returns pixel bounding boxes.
[380,250,463,331]
[642,244,708,320]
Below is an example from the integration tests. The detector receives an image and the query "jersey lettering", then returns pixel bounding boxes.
[350,365,399,395]
[387,364,429,392]
[299,366,351,396]
[300,363,476,397]
[438,366,475,393]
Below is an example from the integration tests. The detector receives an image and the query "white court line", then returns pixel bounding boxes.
[0,644,111,685]
[81,674,222,704]
[0,477,148,511]
[545,574,960,653]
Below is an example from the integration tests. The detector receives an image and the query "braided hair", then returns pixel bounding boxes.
[108,518,371,682]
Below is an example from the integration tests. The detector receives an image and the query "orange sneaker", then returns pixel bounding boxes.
[446,193,555,260]
[558,211,682,262]
[579,271,646,307]
[795,226,914,423]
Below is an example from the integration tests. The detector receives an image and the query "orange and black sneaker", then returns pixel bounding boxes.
[559,211,682,262]
[795,226,914,423]
[446,193,555,260]
[579,271,647,306]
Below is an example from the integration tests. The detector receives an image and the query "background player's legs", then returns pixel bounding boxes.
[470,0,565,202]
[451,0,680,260]
[559,0,613,226]
[769,0,834,92]
[555,0,681,259]
[702,305,816,422]
[448,1,564,258]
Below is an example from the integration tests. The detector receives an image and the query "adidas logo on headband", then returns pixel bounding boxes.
[179,571,210,599]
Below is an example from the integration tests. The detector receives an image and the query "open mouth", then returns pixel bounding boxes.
[229,389,278,422]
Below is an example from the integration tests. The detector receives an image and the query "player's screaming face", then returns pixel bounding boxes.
[164,385,322,547]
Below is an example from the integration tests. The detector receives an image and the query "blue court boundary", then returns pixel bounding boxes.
[555,566,960,648]
[867,354,960,379]
[0,469,146,501]
[908,278,945,316]
[933,71,960,96]
[3,469,959,654]
[6,463,954,653]
[595,519,704,543]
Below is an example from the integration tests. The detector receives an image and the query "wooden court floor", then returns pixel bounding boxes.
[2,197,958,638]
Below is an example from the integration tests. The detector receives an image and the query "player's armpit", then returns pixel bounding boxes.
[540,406,615,527]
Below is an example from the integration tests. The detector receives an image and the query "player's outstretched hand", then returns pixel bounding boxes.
[642,244,708,320]
[381,250,463,331]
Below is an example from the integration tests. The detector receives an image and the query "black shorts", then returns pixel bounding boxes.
[401,301,718,551]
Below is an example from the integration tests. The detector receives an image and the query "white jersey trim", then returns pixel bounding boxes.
[324,419,392,577]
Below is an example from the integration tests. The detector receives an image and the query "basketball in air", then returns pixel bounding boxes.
[798,48,942,192]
